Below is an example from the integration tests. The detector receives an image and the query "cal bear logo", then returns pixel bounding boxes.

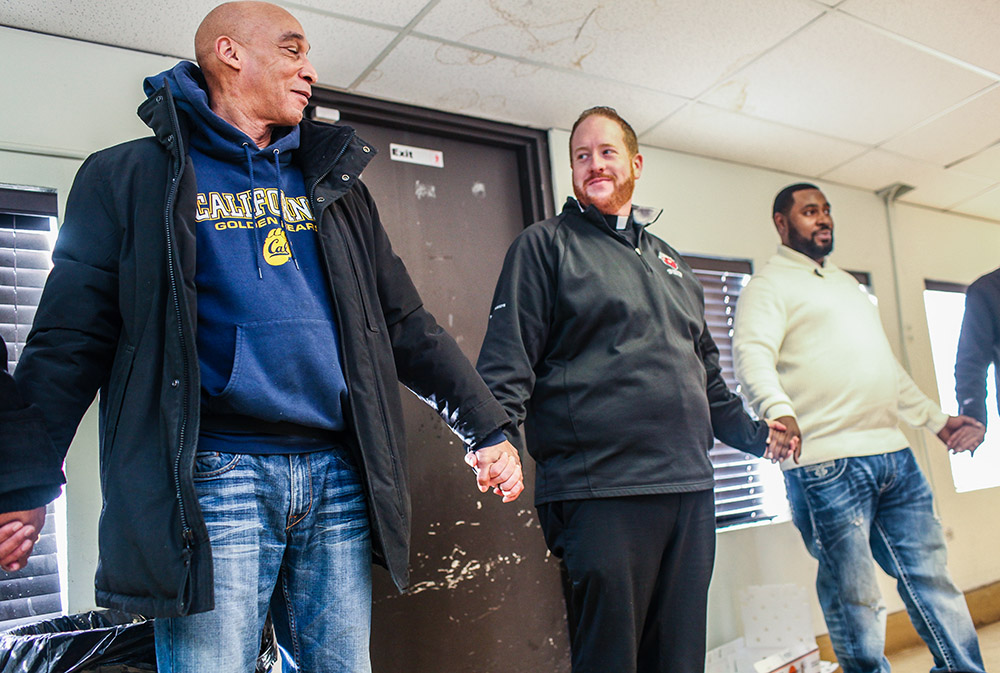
[264,228,291,266]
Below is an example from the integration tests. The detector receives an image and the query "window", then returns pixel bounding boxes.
[0,184,64,631]
[846,269,872,289]
[923,280,1000,493]
[686,255,790,530]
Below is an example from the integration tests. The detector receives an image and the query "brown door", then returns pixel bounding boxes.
[312,98,569,673]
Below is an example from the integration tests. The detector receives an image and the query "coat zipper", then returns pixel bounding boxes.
[159,93,194,559]
[597,216,654,273]
[634,226,654,272]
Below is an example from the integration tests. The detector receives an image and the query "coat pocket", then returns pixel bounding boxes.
[100,343,136,485]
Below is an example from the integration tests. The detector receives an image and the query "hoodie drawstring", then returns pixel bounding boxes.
[242,143,301,276]
[273,148,299,270]
[242,142,264,279]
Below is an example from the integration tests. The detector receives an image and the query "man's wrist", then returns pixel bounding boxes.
[766,403,796,420]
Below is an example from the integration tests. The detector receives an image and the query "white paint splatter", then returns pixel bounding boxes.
[404,545,526,596]
[415,180,436,200]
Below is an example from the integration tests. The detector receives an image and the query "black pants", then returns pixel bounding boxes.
[537,491,716,673]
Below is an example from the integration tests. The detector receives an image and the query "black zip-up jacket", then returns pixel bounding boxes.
[956,266,1000,426]
[11,83,509,617]
[476,198,767,505]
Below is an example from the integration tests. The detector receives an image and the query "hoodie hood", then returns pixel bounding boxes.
[143,61,300,159]
[144,61,304,279]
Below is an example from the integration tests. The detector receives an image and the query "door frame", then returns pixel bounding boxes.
[307,90,555,228]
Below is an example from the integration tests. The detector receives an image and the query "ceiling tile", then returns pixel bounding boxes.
[0,1,397,89]
[838,0,1000,75]
[7,0,1000,199]
[353,36,686,131]
[898,170,995,211]
[0,0,212,59]
[414,0,822,98]
[702,12,992,145]
[640,103,867,177]
[297,13,399,89]
[287,0,430,27]
[822,149,995,209]
[949,184,1000,221]
[948,144,1000,182]
[880,85,1000,166]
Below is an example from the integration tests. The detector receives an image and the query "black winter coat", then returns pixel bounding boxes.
[0,335,63,511]
[477,199,768,505]
[13,84,509,617]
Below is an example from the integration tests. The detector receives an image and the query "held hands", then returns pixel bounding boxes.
[937,415,986,455]
[464,439,525,503]
[764,415,802,464]
[0,507,46,572]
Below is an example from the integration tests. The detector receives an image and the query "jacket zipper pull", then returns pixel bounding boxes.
[634,247,642,256]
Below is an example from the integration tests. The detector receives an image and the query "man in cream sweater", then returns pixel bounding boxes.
[733,183,986,673]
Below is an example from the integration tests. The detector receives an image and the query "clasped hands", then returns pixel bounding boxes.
[0,507,46,573]
[937,415,986,455]
[465,439,525,503]
[763,416,802,464]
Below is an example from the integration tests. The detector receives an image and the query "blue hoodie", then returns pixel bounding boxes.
[144,62,348,453]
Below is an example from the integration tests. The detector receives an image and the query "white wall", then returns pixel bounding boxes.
[551,127,1000,646]
[4,26,999,645]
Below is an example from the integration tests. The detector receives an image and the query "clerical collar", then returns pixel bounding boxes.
[603,212,633,231]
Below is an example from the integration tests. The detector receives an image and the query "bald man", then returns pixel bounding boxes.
[3,2,523,671]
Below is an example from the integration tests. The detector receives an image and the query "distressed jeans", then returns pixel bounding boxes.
[154,448,372,673]
[784,448,984,673]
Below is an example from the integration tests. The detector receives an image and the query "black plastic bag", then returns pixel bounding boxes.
[0,610,277,673]
[0,610,155,673]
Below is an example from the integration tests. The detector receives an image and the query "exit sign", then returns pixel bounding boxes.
[389,143,444,168]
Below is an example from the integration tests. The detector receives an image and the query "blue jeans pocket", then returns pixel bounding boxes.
[193,451,242,480]
[792,459,868,552]
[797,459,848,489]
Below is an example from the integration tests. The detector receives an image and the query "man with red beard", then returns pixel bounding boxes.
[475,107,793,673]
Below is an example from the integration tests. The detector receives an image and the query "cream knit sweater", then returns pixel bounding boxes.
[733,245,947,469]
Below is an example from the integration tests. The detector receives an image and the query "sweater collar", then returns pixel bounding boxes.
[775,244,839,276]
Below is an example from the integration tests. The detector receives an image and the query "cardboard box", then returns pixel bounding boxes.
[751,643,821,673]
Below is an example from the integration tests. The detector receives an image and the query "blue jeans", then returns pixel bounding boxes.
[784,449,984,673]
[154,448,372,673]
